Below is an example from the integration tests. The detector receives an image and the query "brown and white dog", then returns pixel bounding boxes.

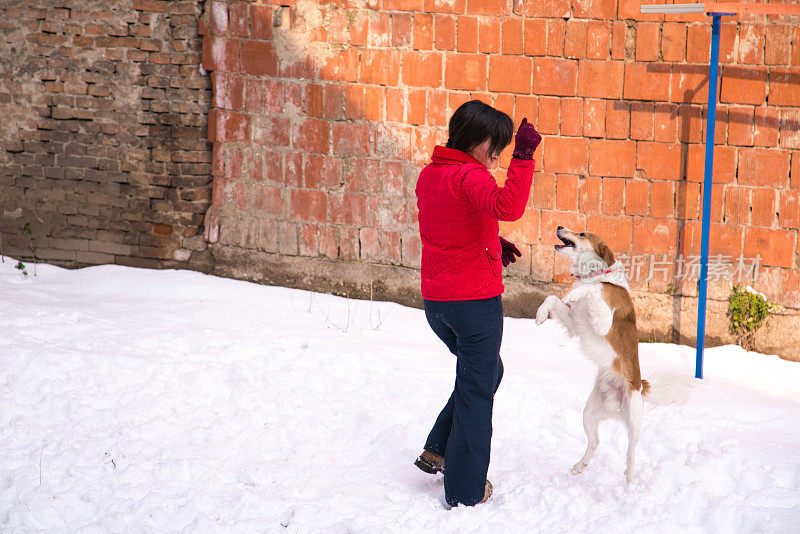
[536,226,691,482]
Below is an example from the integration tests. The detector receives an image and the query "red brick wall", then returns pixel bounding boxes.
[0,0,212,269]
[201,0,799,309]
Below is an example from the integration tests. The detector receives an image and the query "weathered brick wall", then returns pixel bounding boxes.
[0,0,213,269]
[201,0,799,357]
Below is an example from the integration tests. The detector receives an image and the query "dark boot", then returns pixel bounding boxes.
[414,450,444,474]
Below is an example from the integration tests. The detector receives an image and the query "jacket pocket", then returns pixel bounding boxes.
[485,247,502,277]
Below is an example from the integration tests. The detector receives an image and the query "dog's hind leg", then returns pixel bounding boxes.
[571,385,604,475]
[624,390,643,483]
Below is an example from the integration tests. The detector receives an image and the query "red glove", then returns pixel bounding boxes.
[499,236,521,267]
[511,118,541,160]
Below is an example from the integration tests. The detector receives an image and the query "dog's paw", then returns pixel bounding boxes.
[570,462,587,475]
[625,468,635,483]
[535,296,557,325]
[535,305,549,325]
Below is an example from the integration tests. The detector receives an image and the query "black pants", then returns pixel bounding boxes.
[423,296,504,506]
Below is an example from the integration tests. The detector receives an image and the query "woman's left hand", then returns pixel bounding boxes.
[499,236,521,267]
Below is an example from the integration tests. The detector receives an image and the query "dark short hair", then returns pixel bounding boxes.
[445,100,514,158]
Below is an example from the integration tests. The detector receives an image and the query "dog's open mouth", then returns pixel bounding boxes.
[554,234,575,251]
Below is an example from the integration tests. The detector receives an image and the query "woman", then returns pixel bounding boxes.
[414,100,541,507]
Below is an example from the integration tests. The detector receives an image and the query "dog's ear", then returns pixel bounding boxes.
[596,242,615,267]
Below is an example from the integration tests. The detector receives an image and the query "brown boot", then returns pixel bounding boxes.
[414,450,444,474]
[477,480,493,504]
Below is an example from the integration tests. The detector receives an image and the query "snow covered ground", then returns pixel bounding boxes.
[1,259,799,533]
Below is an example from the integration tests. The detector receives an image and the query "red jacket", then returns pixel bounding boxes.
[415,146,536,301]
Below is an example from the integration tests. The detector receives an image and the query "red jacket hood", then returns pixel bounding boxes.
[430,145,486,167]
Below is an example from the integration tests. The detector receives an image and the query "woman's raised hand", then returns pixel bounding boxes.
[511,118,541,160]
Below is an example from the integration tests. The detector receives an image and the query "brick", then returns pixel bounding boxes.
[360,49,400,86]
[384,0,424,10]
[500,208,539,248]
[633,219,678,255]
[329,192,367,226]
[720,66,767,105]
[292,189,327,223]
[365,86,384,121]
[564,20,587,59]
[515,95,538,128]
[601,178,625,215]
[250,4,272,40]
[524,19,547,56]
[738,148,790,187]
[555,174,579,211]
[457,16,478,52]
[488,55,531,94]
[769,69,800,107]
[793,152,800,190]
[533,172,556,209]
[611,21,626,60]
[319,47,359,83]
[636,142,682,181]
[202,36,239,73]
[240,40,277,76]
[686,144,736,184]
[444,53,487,91]
[572,0,616,19]
[546,19,564,56]
[605,101,630,140]
[752,188,775,227]
[650,181,675,219]
[542,137,588,175]
[525,0,570,17]
[560,98,582,137]
[686,24,710,63]
[305,84,324,118]
[583,99,605,138]
[728,105,754,146]
[661,23,686,62]
[386,87,405,122]
[586,21,611,60]
[133,0,167,13]
[333,122,371,157]
[252,184,284,214]
[435,15,456,50]
[623,62,670,101]
[780,190,800,229]
[407,88,427,125]
[635,23,659,62]
[625,179,648,216]
[467,0,511,15]
[537,96,560,135]
[402,51,443,87]
[725,186,751,225]
[533,58,577,96]
[589,139,636,178]
[478,16,500,53]
[210,110,250,143]
[324,84,344,120]
[630,102,654,140]
[502,18,523,55]
[211,73,244,110]
[425,0,468,14]
[739,23,765,64]
[577,60,624,99]
[754,107,780,147]
[765,25,792,65]
[744,227,795,268]
[586,215,632,253]
[580,176,602,214]
[294,119,330,155]
[392,13,412,47]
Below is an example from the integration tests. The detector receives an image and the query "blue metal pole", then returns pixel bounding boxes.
[695,14,723,380]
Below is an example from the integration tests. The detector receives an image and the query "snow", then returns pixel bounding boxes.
[1,259,799,533]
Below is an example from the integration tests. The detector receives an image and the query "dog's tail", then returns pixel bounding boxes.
[641,374,696,405]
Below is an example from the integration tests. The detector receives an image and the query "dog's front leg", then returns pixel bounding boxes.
[536,295,579,337]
